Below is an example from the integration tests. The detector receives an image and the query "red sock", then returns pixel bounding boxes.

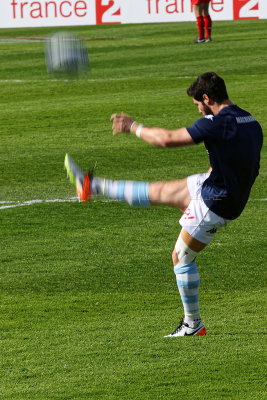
[196,16,204,40]
[204,15,212,39]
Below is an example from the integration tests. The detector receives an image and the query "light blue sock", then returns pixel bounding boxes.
[91,177,150,207]
[174,262,201,322]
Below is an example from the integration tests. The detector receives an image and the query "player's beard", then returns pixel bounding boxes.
[202,103,214,116]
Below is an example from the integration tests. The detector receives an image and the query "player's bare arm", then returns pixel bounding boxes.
[110,112,195,148]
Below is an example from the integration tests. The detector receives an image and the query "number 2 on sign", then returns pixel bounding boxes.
[235,0,259,19]
[240,0,258,18]
[96,0,121,24]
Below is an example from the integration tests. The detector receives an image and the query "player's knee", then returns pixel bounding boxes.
[151,182,164,198]
[174,235,199,268]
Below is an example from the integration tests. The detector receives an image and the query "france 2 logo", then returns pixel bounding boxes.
[95,0,121,24]
[233,0,259,19]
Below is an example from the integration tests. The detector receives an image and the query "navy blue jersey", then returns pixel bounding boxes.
[187,105,263,220]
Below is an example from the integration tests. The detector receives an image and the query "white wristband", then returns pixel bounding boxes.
[136,124,143,138]
[130,121,136,134]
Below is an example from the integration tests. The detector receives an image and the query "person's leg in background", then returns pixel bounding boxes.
[202,2,212,42]
[193,3,205,43]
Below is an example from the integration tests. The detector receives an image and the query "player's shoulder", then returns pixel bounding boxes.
[222,105,261,126]
[213,105,245,126]
[195,114,214,125]
[204,114,214,121]
[191,114,216,132]
[196,114,215,128]
[218,104,250,119]
[198,114,215,127]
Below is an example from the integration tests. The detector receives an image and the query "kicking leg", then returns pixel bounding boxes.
[65,154,191,210]
[92,177,190,210]
[148,179,190,211]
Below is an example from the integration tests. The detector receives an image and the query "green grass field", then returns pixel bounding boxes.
[0,19,266,399]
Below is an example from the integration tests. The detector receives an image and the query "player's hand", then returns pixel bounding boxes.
[110,112,134,135]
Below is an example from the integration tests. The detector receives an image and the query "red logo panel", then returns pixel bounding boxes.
[95,0,121,24]
[233,0,259,20]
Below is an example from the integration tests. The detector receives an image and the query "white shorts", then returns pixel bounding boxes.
[179,173,231,244]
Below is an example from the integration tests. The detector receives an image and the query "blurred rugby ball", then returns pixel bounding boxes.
[45,32,90,75]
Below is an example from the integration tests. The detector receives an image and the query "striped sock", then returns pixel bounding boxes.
[91,177,150,207]
[174,262,201,322]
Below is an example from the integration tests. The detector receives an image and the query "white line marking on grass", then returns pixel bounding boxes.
[0,74,261,84]
[0,197,115,210]
[250,198,267,201]
[0,197,266,211]
[0,36,119,44]
[0,80,24,83]
[249,198,267,202]
[0,76,188,83]
[0,197,78,210]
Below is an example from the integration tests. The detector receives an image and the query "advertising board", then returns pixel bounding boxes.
[0,0,266,29]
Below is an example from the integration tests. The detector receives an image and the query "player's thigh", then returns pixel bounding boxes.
[180,200,231,245]
[201,3,210,16]
[193,4,201,17]
[149,178,191,211]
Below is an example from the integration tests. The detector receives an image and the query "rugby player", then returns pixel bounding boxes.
[65,72,263,336]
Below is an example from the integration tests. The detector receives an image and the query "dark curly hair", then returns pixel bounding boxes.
[187,72,229,103]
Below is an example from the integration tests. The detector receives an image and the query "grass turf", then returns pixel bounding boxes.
[0,20,267,399]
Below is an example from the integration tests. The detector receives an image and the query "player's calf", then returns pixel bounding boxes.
[165,229,207,337]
